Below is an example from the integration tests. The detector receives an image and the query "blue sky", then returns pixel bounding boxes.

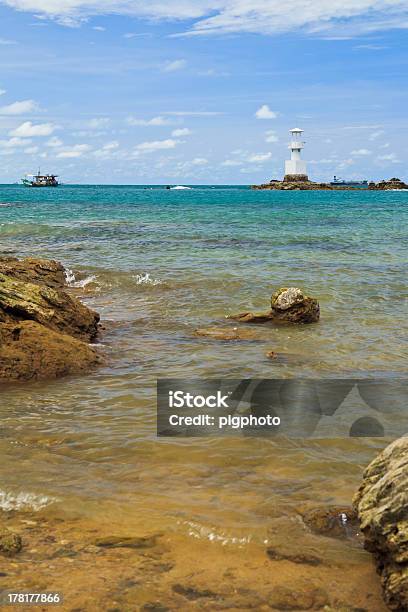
[0,0,407,184]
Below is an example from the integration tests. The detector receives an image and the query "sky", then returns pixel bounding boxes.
[0,0,407,184]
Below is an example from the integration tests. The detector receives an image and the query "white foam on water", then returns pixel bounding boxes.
[180,520,251,547]
[64,268,76,285]
[64,268,97,288]
[135,272,162,286]
[0,490,58,512]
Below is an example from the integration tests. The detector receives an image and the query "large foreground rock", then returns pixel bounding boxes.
[353,437,408,611]
[0,321,102,382]
[0,256,102,384]
[0,272,99,341]
[0,256,66,288]
[228,287,320,324]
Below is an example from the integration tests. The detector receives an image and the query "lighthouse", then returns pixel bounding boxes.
[284,128,308,182]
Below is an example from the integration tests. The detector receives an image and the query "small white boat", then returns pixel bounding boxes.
[169,185,192,190]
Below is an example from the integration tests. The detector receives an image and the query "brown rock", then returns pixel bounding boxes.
[228,287,320,325]
[267,583,328,610]
[0,528,22,556]
[266,546,322,566]
[194,326,261,341]
[93,535,159,549]
[271,287,320,323]
[353,437,408,611]
[0,272,99,341]
[0,321,102,382]
[0,257,66,288]
[302,506,359,540]
[368,177,408,190]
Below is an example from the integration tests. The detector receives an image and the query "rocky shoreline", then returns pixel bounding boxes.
[0,257,102,383]
[354,437,408,611]
[252,177,408,191]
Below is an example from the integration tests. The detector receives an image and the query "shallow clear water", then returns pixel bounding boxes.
[0,184,406,607]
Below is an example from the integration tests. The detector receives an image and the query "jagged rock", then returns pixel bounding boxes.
[353,437,408,611]
[0,256,102,384]
[0,321,102,382]
[0,256,66,288]
[228,287,320,325]
[0,272,99,341]
[0,527,22,556]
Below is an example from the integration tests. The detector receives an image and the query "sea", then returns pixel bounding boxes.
[0,184,406,609]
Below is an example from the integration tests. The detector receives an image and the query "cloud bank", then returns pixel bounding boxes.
[2,0,408,36]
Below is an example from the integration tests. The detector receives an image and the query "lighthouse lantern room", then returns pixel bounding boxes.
[284,128,308,182]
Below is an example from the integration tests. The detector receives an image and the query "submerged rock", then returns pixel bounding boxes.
[228,287,320,325]
[353,437,408,611]
[267,583,328,610]
[194,326,260,341]
[0,527,22,556]
[302,506,359,540]
[93,535,159,549]
[0,256,102,384]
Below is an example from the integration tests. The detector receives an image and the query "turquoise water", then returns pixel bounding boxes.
[0,185,406,607]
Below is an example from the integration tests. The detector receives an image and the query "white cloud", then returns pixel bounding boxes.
[191,157,208,165]
[0,99,38,115]
[3,1,407,38]
[135,139,180,153]
[248,152,272,163]
[351,148,372,156]
[265,130,278,143]
[56,144,91,158]
[102,140,119,150]
[92,25,105,31]
[0,89,6,96]
[24,145,39,154]
[377,152,400,162]
[0,38,17,45]
[255,105,277,120]
[369,130,385,140]
[10,121,56,137]
[87,117,110,128]
[221,159,243,167]
[163,111,221,116]
[163,59,187,72]
[128,115,171,126]
[171,127,192,137]
[46,136,63,147]
[0,137,32,148]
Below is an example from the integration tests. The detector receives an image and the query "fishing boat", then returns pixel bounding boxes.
[22,170,59,187]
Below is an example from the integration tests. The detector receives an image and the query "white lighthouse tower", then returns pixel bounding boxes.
[284,128,308,182]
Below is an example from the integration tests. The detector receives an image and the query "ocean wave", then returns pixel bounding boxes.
[0,490,58,512]
[64,268,98,289]
[134,272,163,286]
